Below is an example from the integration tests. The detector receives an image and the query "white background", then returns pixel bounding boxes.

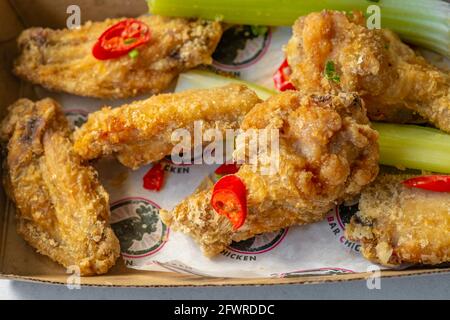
[1,273,449,299]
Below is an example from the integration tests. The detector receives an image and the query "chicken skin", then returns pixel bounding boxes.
[0,98,120,275]
[160,91,379,257]
[73,84,261,169]
[346,173,450,266]
[285,10,450,132]
[14,16,222,99]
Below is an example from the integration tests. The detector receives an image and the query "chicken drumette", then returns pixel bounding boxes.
[161,91,379,257]
[285,10,450,132]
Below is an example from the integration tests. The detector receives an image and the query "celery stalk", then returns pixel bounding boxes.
[176,70,450,173]
[373,123,450,174]
[148,0,450,57]
[175,70,275,99]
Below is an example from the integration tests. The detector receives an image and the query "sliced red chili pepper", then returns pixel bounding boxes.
[402,175,450,192]
[92,18,151,60]
[214,163,240,175]
[211,175,247,230]
[143,163,165,191]
[273,58,296,91]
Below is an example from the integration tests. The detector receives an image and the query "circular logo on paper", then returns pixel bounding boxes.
[212,25,271,70]
[336,202,359,228]
[65,109,88,128]
[275,268,355,278]
[227,228,288,254]
[327,201,361,252]
[110,198,168,258]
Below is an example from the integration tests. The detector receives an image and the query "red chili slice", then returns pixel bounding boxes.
[143,163,165,191]
[273,58,296,91]
[92,18,151,60]
[402,175,450,192]
[211,175,247,230]
[214,163,240,175]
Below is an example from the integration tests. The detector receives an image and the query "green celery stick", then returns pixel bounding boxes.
[148,0,450,57]
[175,70,275,100]
[373,123,450,174]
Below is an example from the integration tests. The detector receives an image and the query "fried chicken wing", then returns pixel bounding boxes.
[14,16,222,98]
[160,91,379,257]
[0,98,120,275]
[73,84,261,169]
[285,11,450,132]
[346,173,450,266]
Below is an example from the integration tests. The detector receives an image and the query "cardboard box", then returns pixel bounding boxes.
[0,0,448,287]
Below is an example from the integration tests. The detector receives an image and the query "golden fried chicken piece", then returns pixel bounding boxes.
[73,84,261,169]
[346,173,450,266]
[161,91,379,257]
[14,16,222,98]
[285,11,450,132]
[0,98,120,275]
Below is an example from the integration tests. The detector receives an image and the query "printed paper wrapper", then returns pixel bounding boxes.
[34,24,448,278]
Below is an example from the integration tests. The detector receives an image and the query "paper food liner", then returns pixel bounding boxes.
[34,25,449,278]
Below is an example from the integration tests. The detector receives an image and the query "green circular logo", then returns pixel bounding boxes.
[213,25,271,69]
[111,198,168,258]
[327,202,361,252]
[65,109,88,128]
[227,229,288,254]
[336,202,359,228]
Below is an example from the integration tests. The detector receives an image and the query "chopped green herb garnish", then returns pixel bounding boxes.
[324,61,340,83]
[124,37,137,44]
[128,49,139,59]
[345,11,354,20]
[250,25,268,37]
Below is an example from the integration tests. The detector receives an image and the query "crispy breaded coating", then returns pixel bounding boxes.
[161,92,379,257]
[73,84,261,169]
[0,98,120,275]
[285,11,450,132]
[346,173,450,266]
[14,16,222,98]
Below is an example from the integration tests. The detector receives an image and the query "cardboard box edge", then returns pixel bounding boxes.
[1,268,449,288]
